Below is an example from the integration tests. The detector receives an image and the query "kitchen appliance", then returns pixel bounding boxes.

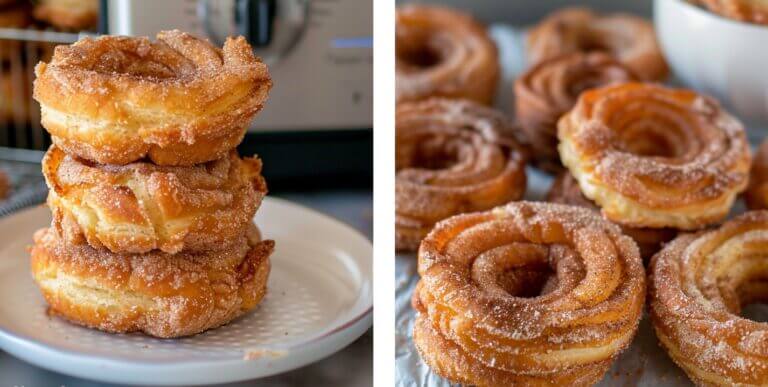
[0,0,372,189]
[106,0,372,132]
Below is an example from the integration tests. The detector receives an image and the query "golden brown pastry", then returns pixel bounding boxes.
[698,0,768,24]
[745,139,768,210]
[42,145,267,254]
[527,7,668,82]
[33,30,272,166]
[395,98,526,251]
[650,211,768,386]
[396,5,499,105]
[547,172,676,261]
[31,226,273,338]
[413,201,645,386]
[514,52,636,172]
[33,0,98,31]
[558,82,751,230]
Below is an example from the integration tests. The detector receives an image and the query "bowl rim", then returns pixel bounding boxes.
[661,0,768,32]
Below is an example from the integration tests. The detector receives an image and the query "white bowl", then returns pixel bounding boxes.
[654,0,768,130]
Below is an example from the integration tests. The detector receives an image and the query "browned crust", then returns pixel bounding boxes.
[413,201,645,385]
[514,52,636,172]
[649,211,768,386]
[43,145,267,254]
[698,0,768,24]
[30,227,273,338]
[396,5,499,105]
[558,82,751,229]
[395,99,526,252]
[526,7,668,82]
[547,172,676,260]
[33,30,272,165]
[33,0,97,30]
[745,139,768,210]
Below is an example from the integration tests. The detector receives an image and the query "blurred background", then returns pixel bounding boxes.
[0,1,372,386]
[396,0,651,22]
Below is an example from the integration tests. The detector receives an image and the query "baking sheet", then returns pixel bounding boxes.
[394,24,767,387]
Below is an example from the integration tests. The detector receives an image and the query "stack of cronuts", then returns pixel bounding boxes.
[397,4,768,387]
[28,30,275,338]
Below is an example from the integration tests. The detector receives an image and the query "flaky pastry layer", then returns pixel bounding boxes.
[547,172,676,260]
[33,30,272,165]
[413,201,645,386]
[31,227,273,338]
[43,145,267,254]
[558,82,751,230]
[395,99,526,251]
[650,211,768,386]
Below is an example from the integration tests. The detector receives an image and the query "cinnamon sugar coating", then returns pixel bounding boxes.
[649,211,768,386]
[413,201,645,386]
[30,227,273,338]
[43,145,267,254]
[33,29,272,165]
[558,82,751,230]
[527,7,668,82]
[395,99,526,251]
[745,140,768,210]
[396,5,499,105]
[514,52,636,172]
[547,172,676,261]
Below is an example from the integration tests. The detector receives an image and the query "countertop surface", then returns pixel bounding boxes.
[0,166,373,387]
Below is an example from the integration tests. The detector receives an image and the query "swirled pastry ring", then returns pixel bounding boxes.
[514,52,636,171]
[33,29,272,165]
[396,5,499,105]
[43,145,267,254]
[527,7,668,82]
[412,201,645,386]
[395,98,526,251]
[650,211,768,386]
[558,82,751,230]
[31,226,273,338]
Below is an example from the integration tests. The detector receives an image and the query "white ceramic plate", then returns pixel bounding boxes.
[0,197,373,386]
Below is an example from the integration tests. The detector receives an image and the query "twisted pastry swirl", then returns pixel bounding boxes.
[558,82,751,230]
[514,52,635,171]
[412,201,645,386]
[396,5,499,105]
[527,7,668,82]
[43,145,267,254]
[31,226,272,338]
[650,211,768,386]
[33,30,271,165]
[395,99,526,251]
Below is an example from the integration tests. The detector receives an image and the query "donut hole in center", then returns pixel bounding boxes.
[408,136,464,171]
[396,31,448,70]
[496,261,556,298]
[472,244,561,299]
[607,106,695,158]
[92,50,182,79]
